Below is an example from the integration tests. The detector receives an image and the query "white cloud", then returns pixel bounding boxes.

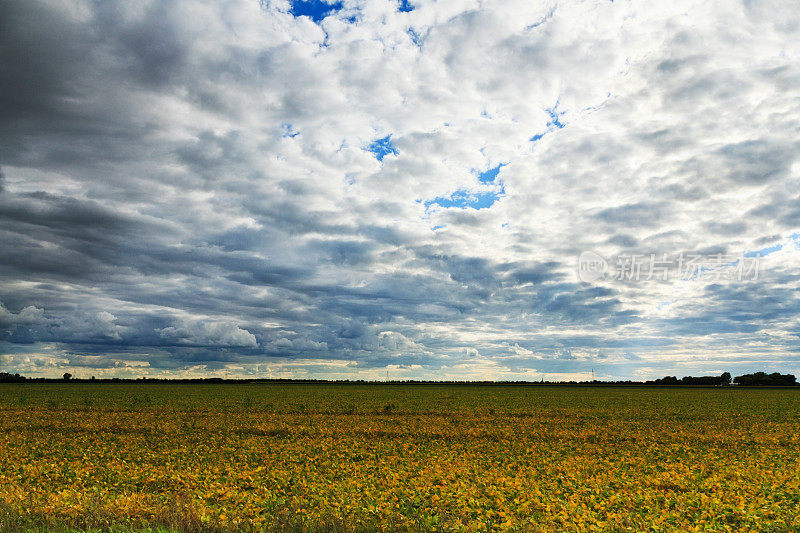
[158,320,258,348]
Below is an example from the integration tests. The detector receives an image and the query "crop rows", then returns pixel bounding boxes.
[0,384,798,531]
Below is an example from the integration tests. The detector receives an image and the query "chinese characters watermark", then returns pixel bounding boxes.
[578,251,760,283]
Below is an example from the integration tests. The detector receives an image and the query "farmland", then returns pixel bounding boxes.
[0,383,798,532]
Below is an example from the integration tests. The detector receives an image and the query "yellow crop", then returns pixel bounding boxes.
[0,384,798,531]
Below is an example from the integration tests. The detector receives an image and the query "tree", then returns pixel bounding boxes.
[652,375,680,385]
[734,372,797,386]
[651,373,731,386]
[62,372,72,381]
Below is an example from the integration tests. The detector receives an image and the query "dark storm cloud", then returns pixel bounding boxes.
[715,140,798,184]
[593,202,670,228]
[0,1,87,123]
[0,2,163,175]
[607,234,639,248]
[704,220,748,236]
[749,195,800,229]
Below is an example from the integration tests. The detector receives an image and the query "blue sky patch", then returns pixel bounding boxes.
[398,0,415,13]
[281,123,300,138]
[475,163,507,184]
[529,102,566,144]
[407,28,423,47]
[289,0,344,23]
[425,188,503,210]
[525,8,555,30]
[744,243,782,257]
[367,135,398,161]
[545,105,566,129]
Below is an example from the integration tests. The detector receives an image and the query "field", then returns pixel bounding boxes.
[0,383,798,532]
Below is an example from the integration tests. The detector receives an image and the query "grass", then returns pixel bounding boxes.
[1,383,799,531]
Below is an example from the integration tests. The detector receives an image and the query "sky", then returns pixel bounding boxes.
[1,0,799,381]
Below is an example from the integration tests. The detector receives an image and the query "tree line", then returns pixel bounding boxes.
[1,371,797,386]
[648,372,797,386]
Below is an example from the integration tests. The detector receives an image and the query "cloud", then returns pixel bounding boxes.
[0,304,48,335]
[1,0,799,380]
[158,320,258,348]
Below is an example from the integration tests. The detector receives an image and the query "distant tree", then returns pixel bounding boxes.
[734,372,797,386]
[62,372,72,381]
[653,375,680,385]
[652,373,731,386]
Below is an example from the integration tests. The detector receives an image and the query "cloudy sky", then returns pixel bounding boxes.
[1,0,799,380]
